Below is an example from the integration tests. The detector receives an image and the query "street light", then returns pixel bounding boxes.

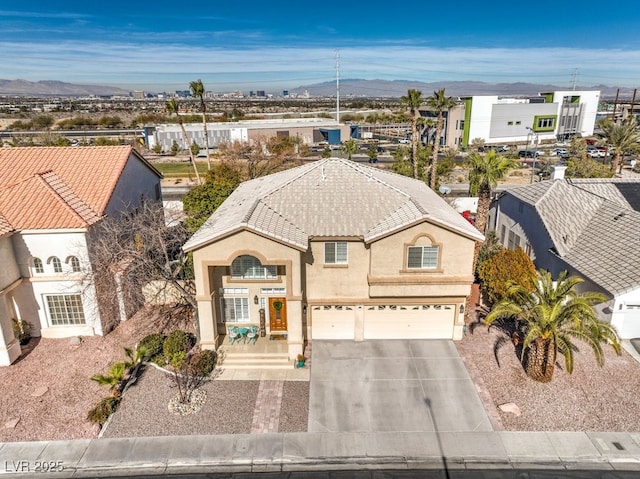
[526,126,539,183]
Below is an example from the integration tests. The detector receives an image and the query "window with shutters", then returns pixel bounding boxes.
[231,255,277,279]
[220,297,250,323]
[324,242,348,265]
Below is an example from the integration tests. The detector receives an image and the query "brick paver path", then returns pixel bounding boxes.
[250,380,284,433]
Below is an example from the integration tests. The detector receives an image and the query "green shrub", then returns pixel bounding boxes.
[163,330,196,360]
[87,396,120,425]
[138,333,165,362]
[193,349,218,376]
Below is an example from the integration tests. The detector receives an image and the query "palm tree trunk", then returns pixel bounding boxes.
[525,338,555,382]
[201,111,211,170]
[178,121,201,185]
[411,117,419,179]
[612,153,621,174]
[429,116,443,190]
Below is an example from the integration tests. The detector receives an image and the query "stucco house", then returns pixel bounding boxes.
[0,146,162,366]
[183,158,484,360]
[488,175,640,339]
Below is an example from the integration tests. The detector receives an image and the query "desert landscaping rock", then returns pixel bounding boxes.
[5,418,20,429]
[498,402,521,416]
[30,386,48,397]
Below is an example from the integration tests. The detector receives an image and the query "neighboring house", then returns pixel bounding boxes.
[0,146,163,366]
[183,158,484,360]
[460,90,600,147]
[488,174,640,339]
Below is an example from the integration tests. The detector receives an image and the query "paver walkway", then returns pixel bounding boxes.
[250,380,284,433]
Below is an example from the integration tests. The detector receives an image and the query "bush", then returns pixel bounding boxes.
[193,349,218,376]
[87,396,120,425]
[477,247,536,305]
[163,330,196,361]
[138,333,165,362]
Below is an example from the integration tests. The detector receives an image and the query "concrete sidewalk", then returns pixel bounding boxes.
[1,431,640,477]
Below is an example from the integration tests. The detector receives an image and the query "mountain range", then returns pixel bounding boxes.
[0,78,635,99]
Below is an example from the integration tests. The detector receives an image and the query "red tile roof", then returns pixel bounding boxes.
[0,146,146,230]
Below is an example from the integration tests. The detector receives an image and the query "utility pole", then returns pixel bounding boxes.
[335,50,340,123]
[571,68,579,90]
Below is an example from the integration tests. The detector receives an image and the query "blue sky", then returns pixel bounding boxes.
[3,1,640,93]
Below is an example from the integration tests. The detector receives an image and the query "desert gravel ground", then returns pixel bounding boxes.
[455,316,640,432]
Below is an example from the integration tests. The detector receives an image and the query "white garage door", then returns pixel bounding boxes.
[364,304,455,340]
[311,305,356,340]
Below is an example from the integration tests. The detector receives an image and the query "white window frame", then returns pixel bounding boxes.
[49,256,62,273]
[220,297,250,323]
[407,245,439,269]
[231,255,277,280]
[67,256,81,272]
[33,257,44,274]
[324,242,348,265]
[45,294,86,326]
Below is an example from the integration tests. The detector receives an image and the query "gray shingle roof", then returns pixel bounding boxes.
[183,158,484,252]
[502,178,640,296]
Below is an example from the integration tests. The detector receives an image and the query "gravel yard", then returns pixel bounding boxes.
[455,316,640,432]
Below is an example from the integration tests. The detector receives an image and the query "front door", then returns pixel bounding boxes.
[269,297,287,332]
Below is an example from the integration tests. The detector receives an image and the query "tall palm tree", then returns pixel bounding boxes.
[598,117,640,173]
[426,89,457,190]
[166,98,201,185]
[189,79,211,170]
[401,89,423,179]
[485,269,621,383]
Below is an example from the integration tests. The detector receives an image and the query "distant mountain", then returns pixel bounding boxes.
[291,79,635,99]
[0,79,131,97]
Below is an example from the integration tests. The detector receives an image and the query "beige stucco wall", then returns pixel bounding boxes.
[0,234,21,365]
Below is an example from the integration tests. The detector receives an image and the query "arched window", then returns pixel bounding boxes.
[67,256,81,272]
[48,256,62,273]
[231,255,277,280]
[33,257,44,274]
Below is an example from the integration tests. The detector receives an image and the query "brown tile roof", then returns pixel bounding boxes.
[0,213,13,237]
[184,158,484,251]
[0,146,134,215]
[0,145,158,230]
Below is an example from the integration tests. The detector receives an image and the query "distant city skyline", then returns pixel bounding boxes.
[3,2,640,92]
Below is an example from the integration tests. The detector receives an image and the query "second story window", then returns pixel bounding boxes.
[67,256,81,273]
[33,257,44,274]
[324,242,348,265]
[407,245,439,269]
[49,256,62,273]
[231,255,277,280]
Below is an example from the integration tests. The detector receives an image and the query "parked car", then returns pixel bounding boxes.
[518,150,542,158]
[398,138,410,144]
[586,146,604,158]
[550,148,568,158]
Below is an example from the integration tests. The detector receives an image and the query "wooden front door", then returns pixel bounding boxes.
[269,297,287,332]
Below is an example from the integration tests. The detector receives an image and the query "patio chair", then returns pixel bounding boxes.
[228,326,241,345]
[246,325,258,344]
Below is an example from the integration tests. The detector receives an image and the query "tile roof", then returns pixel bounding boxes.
[184,158,484,252]
[501,178,640,296]
[0,146,157,230]
[0,213,13,237]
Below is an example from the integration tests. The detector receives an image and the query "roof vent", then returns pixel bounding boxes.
[613,212,626,221]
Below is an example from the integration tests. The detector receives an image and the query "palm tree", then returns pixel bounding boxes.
[467,149,519,237]
[485,269,621,383]
[340,138,358,161]
[426,89,457,190]
[401,89,423,179]
[597,117,640,173]
[189,79,211,170]
[166,98,201,185]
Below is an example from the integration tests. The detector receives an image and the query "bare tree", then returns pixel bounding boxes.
[87,201,196,333]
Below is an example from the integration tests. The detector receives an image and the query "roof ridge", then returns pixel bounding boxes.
[36,171,101,226]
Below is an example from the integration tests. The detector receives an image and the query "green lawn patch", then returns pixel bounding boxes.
[154,162,209,178]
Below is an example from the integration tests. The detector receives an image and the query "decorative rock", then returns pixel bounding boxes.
[5,418,20,428]
[31,386,48,397]
[168,389,206,416]
[498,402,521,416]
[69,336,82,346]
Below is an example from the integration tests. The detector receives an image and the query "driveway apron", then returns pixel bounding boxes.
[308,340,492,433]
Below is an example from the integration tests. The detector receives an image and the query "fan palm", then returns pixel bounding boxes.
[166,98,201,185]
[189,79,211,170]
[425,89,457,190]
[340,139,358,161]
[597,117,640,173]
[401,89,423,179]
[485,269,621,383]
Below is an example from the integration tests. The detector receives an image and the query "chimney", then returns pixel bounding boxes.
[552,165,567,180]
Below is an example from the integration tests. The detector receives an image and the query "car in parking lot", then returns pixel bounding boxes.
[586,146,604,158]
[550,148,568,158]
[518,150,542,158]
[398,138,410,144]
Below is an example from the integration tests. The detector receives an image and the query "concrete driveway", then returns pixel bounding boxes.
[308,340,492,433]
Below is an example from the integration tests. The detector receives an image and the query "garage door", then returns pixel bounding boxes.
[363,304,455,340]
[311,305,356,340]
